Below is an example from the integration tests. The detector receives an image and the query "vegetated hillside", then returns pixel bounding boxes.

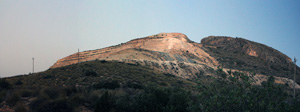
[10,60,195,89]
[0,60,196,111]
[201,36,300,83]
[1,33,300,111]
[1,60,300,112]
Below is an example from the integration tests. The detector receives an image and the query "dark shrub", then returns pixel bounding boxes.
[195,70,204,78]
[0,90,6,102]
[37,98,73,112]
[43,87,60,99]
[135,85,170,112]
[21,89,32,97]
[95,91,115,112]
[93,81,120,89]
[84,69,98,76]
[216,68,226,79]
[116,85,192,112]
[164,73,175,77]
[116,95,134,111]
[43,75,54,79]
[165,88,191,112]
[69,93,85,107]
[158,82,168,86]
[5,92,20,106]
[0,78,11,90]
[15,80,23,85]
[64,86,78,96]
[126,82,144,89]
[30,97,47,111]
[100,60,107,63]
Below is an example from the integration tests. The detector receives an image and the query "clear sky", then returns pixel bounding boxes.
[0,0,299,77]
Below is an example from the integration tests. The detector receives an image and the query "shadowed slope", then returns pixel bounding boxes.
[201,36,300,83]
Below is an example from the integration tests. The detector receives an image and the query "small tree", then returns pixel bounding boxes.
[95,91,115,112]
[216,67,227,79]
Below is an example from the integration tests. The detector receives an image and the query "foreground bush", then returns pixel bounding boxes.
[0,78,11,90]
[35,98,73,112]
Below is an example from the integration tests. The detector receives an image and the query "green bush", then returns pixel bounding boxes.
[115,85,192,112]
[216,68,227,79]
[64,86,78,96]
[15,80,23,85]
[115,94,137,111]
[135,85,171,112]
[5,92,20,106]
[21,89,33,97]
[95,91,115,112]
[84,69,98,76]
[192,74,295,112]
[164,73,175,77]
[43,87,60,99]
[30,97,47,111]
[36,98,73,112]
[165,88,191,112]
[125,82,144,89]
[69,93,85,107]
[195,70,204,78]
[0,90,6,102]
[93,81,120,89]
[43,75,54,79]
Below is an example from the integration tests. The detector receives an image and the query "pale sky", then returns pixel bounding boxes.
[1,0,299,77]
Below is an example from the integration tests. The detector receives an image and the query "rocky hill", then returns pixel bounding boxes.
[201,36,299,83]
[51,33,219,78]
[1,33,300,111]
[51,33,300,84]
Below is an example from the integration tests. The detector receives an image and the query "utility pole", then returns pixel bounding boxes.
[32,57,34,73]
[294,57,297,99]
[78,49,80,68]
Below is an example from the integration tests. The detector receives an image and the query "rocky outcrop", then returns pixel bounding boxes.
[51,33,218,73]
[50,33,300,87]
[201,36,292,63]
[201,36,300,83]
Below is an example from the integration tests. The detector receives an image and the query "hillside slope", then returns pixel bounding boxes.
[1,60,300,111]
[201,36,300,83]
[1,60,197,111]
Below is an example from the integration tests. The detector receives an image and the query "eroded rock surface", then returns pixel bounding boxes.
[51,33,219,79]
